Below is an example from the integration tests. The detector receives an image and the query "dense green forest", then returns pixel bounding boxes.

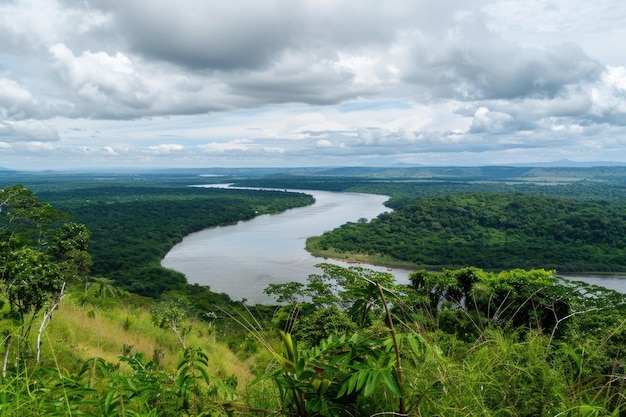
[2,167,626,415]
[308,192,626,272]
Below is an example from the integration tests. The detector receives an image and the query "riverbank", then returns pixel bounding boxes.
[305,235,420,270]
[306,236,626,278]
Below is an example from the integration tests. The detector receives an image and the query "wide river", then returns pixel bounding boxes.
[162,186,411,304]
[162,186,626,303]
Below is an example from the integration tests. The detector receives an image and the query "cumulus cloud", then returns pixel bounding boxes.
[589,66,626,122]
[2,0,612,117]
[197,140,255,154]
[146,144,185,154]
[399,16,602,100]
[0,78,41,119]
[469,107,515,134]
[49,43,153,115]
[1,0,626,169]
[315,139,333,148]
[104,0,424,71]
[0,120,60,142]
[357,127,419,146]
[69,145,120,156]
[19,141,56,153]
[47,42,236,118]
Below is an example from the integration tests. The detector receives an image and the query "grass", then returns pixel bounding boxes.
[305,236,421,270]
[36,292,259,388]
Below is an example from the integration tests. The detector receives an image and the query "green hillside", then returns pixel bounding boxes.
[308,192,626,272]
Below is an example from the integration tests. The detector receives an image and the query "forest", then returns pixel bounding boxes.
[1,166,626,416]
[307,192,626,272]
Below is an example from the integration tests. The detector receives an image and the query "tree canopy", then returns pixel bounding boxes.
[309,192,626,272]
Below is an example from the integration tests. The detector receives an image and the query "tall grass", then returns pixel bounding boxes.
[39,293,258,386]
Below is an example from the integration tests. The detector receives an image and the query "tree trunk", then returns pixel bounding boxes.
[36,282,66,363]
[2,334,11,377]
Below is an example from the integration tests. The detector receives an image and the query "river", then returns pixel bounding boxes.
[162,186,626,303]
[162,186,410,304]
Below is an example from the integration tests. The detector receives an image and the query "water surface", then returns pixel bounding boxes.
[562,275,626,294]
[162,187,409,303]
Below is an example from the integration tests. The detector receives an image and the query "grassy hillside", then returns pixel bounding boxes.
[10,265,623,416]
[39,292,261,385]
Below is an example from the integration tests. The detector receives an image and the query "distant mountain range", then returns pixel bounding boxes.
[2,160,626,175]
[510,159,626,167]
[391,159,626,168]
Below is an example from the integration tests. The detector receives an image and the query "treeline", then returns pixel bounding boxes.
[309,192,626,272]
[37,184,314,296]
[235,172,626,208]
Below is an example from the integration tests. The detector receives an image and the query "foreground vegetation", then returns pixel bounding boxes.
[2,262,625,415]
[2,167,626,415]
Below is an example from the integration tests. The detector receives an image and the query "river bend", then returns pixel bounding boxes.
[162,187,409,304]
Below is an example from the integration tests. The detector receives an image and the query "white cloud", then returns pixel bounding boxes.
[197,140,254,153]
[0,120,59,142]
[315,139,333,148]
[70,145,120,156]
[469,107,514,133]
[146,144,185,154]
[1,0,626,169]
[589,66,626,121]
[356,127,421,146]
[0,78,40,119]
[49,43,153,113]
[19,141,56,153]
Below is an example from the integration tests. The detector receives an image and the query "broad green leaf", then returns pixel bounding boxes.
[381,369,403,397]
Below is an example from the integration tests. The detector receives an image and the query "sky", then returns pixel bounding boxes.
[2,0,626,170]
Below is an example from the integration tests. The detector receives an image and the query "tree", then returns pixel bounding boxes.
[85,277,123,300]
[265,263,410,337]
[151,293,192,349]
[264,281,306,305]
[308,263,396,326]
[408,267,573,337]
[0,185,62,248]
[0,185,92,366]
[294,306,357,346]
[49,222,92,284]
[3,248,62,333]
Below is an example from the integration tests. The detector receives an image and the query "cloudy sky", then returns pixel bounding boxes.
[2,0,626,170]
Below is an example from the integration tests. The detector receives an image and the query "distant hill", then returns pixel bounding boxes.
[511,159,626,167]
[0,167,20,177]
[4,164,626,186]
